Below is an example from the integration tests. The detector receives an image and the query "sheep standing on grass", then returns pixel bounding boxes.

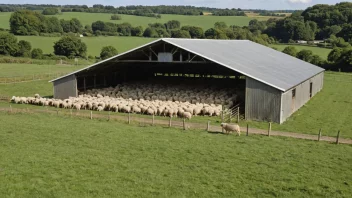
[220,123,241,136]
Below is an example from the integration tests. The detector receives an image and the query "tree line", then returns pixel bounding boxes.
[0,4,245,16]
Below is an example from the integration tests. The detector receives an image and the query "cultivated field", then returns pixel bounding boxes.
[13,36,331,59]
[0,12,254,30]
[271,44,332,60]
[0,111,351,197]
[1,70,352,139]
[16,36,155,57]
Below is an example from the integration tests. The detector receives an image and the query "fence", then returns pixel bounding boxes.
[0,72,67,84]
[222,103,245,123]
[2,105,350,144]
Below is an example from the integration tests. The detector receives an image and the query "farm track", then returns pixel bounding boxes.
[1,107,351,145]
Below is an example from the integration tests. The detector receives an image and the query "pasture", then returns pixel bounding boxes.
[16,36,155,57]
[0,64,86,77]
[0,111,351,197]
[0,12,254,30]
[1,71,352,139]
[271,44,332,60]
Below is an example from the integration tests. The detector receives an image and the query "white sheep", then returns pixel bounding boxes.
[220,123,241,136]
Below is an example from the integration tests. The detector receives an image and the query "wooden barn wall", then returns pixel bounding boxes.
[245,78,282,123]
[281,72,324,123]
[53,75,77,99]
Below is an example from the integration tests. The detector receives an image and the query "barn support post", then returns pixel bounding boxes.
[318,129,322,141]
[94,75,96,88]
[237,107,240,123]
[336,130,340,144]
[83,77,86,91]
[104,76,107,87]
[268,122,272,136]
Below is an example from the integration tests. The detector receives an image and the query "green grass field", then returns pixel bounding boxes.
[16,36,155,57]
[1,72,352,139]
[0,111,351,197]
[271,44,332,60]
[0,12,253,31]
[0,64,86,77]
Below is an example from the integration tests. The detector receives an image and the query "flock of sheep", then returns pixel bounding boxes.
[11,82,240,120]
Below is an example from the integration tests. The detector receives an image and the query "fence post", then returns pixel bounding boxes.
[237,107,240,123]
[207,121,210,131]
[169,117,172,127]
[336,130,340,145]
[268,122,272,137]
[246,124,249,136]
[152,114,155,126]
[128,113,131,124]
[90,111,93,120]
[318,129,322,141]
[221,110,224,133]
[183,119,186,130]
[70,109,72,116]
[9,104,12,113]
[108,112,111,121]
[57,110,59,116]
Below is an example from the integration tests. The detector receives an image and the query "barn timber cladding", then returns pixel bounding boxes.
[50,38,325,124]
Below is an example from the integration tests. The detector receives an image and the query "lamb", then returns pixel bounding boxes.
[220,123,241,136]
[182,112,192,120]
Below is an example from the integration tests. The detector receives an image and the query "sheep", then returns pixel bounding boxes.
[34,94,40,99]
[220,123,241,136]
[182,112,192,120]
[97,106,104,111]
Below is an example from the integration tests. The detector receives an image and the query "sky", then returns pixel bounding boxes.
[2,0,351,10]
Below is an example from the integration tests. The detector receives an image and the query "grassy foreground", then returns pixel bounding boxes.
[0,111,351,197]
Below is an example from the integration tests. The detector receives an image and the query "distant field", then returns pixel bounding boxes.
[0,64,86,77]
[271,44,332,60]
[0,12,253,30]
[16,36,156,57]
[0,111,351,197]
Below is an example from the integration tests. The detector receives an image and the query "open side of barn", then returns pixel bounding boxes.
[50,38,325,124]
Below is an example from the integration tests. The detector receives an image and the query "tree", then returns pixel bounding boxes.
[143,27,159,38]
[42,8,59,15]
[10,10,46,35]
[204,28,228,39]
[214,22,228,30]
[336,24,352,42]
[46,17,63,33]
[328,47,343,63]
[282,46,298,57]
[131,26,144,36]
[100,46,118,60]
[165,20,181,30]
[92,21,106,33]
[53,36,87,58]
[60,18,83,33]
[171,30,191,38]
[16,40,31,57]
[111,14,122,20]
[297,50,313,62]
[31,48,43,59]
[181,26,204,38]
[0,32,18,56]
[309,55,323,66]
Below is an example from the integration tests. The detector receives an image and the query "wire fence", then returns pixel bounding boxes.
[0,72,67,84]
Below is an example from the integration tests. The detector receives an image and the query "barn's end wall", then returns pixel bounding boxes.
[281,72,324,123]
[245,78,282,123]
[53,75,77,99]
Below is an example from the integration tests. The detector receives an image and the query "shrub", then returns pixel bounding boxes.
[53,36,87,58]
[0,32,18,56]
[111,14,122,20]
[282,46,298,57]
[100,46,118,60]
[39,33,62,37]
[31,48,43,59]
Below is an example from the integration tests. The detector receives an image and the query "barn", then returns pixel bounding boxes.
[50,38,325,124]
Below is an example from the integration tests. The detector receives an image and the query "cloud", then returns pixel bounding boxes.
[287,0,312,3]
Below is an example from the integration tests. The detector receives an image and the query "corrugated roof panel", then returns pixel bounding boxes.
[163,38,324,91]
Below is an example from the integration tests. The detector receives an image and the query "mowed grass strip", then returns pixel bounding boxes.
[0,111,351,197]
[0,64,86,77]
[0,12,253,30]
[15,36,156,57]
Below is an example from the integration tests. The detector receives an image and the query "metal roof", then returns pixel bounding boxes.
[50,38,325,92]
